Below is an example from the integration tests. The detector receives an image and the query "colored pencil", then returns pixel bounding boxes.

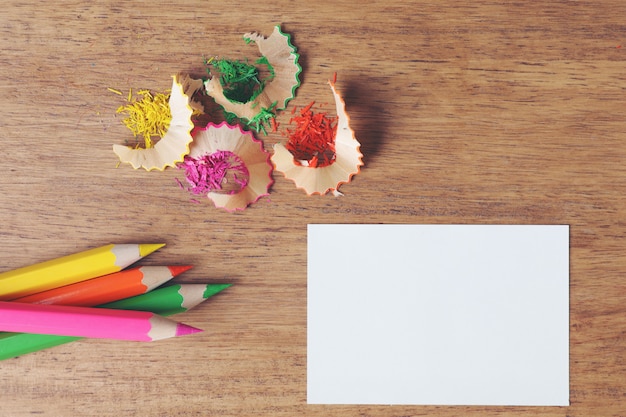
[12,265,192,306]
[0,301,202,342]
[103,283,232,315]
[0,283,230,360]
[0,243,164,300]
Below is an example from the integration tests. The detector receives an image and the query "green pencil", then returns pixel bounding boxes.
[0,283,231,361]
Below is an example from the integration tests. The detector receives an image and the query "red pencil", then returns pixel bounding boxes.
[13,265,192,306]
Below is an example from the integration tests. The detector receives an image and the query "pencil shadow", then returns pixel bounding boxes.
[179,66,226,126]
[341,78,389,164]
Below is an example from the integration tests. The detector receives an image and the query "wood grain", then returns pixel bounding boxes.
[1,1,626,415]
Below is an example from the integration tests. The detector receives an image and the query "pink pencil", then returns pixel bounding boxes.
[0,301,202,342]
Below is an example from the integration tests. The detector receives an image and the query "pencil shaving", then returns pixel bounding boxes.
[178,122,273,211]
[113,74,195,171]
[204,25,301,132]
[272,77,363,195]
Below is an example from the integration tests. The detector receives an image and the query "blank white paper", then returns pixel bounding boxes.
[307,224,569,406]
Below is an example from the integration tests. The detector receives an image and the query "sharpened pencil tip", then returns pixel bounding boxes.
[167,265,193,276]
[139,243,165,257]
[175,323,203,337]
[203,283,232,299]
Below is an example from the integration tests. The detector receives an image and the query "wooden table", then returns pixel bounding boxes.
[1,1,625,416]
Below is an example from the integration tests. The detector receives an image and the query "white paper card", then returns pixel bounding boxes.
[307,224,569,406]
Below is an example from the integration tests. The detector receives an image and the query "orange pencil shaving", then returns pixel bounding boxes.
[271,75,363,195]
[13,266,192,307]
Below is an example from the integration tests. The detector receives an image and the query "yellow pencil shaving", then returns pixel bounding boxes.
[107,88,123,95]
[116,90,172,149]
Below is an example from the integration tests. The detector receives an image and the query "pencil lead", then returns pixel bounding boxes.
[167,265,193,276]
[203,283,232,299]
[175,323,203,337]
[138,243,165,257]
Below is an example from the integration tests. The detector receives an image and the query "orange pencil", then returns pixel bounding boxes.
[13,266,192,306]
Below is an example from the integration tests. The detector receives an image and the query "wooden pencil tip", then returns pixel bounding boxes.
[139,243,165,257]
[175,323,203,337]
[167,265,193,276]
